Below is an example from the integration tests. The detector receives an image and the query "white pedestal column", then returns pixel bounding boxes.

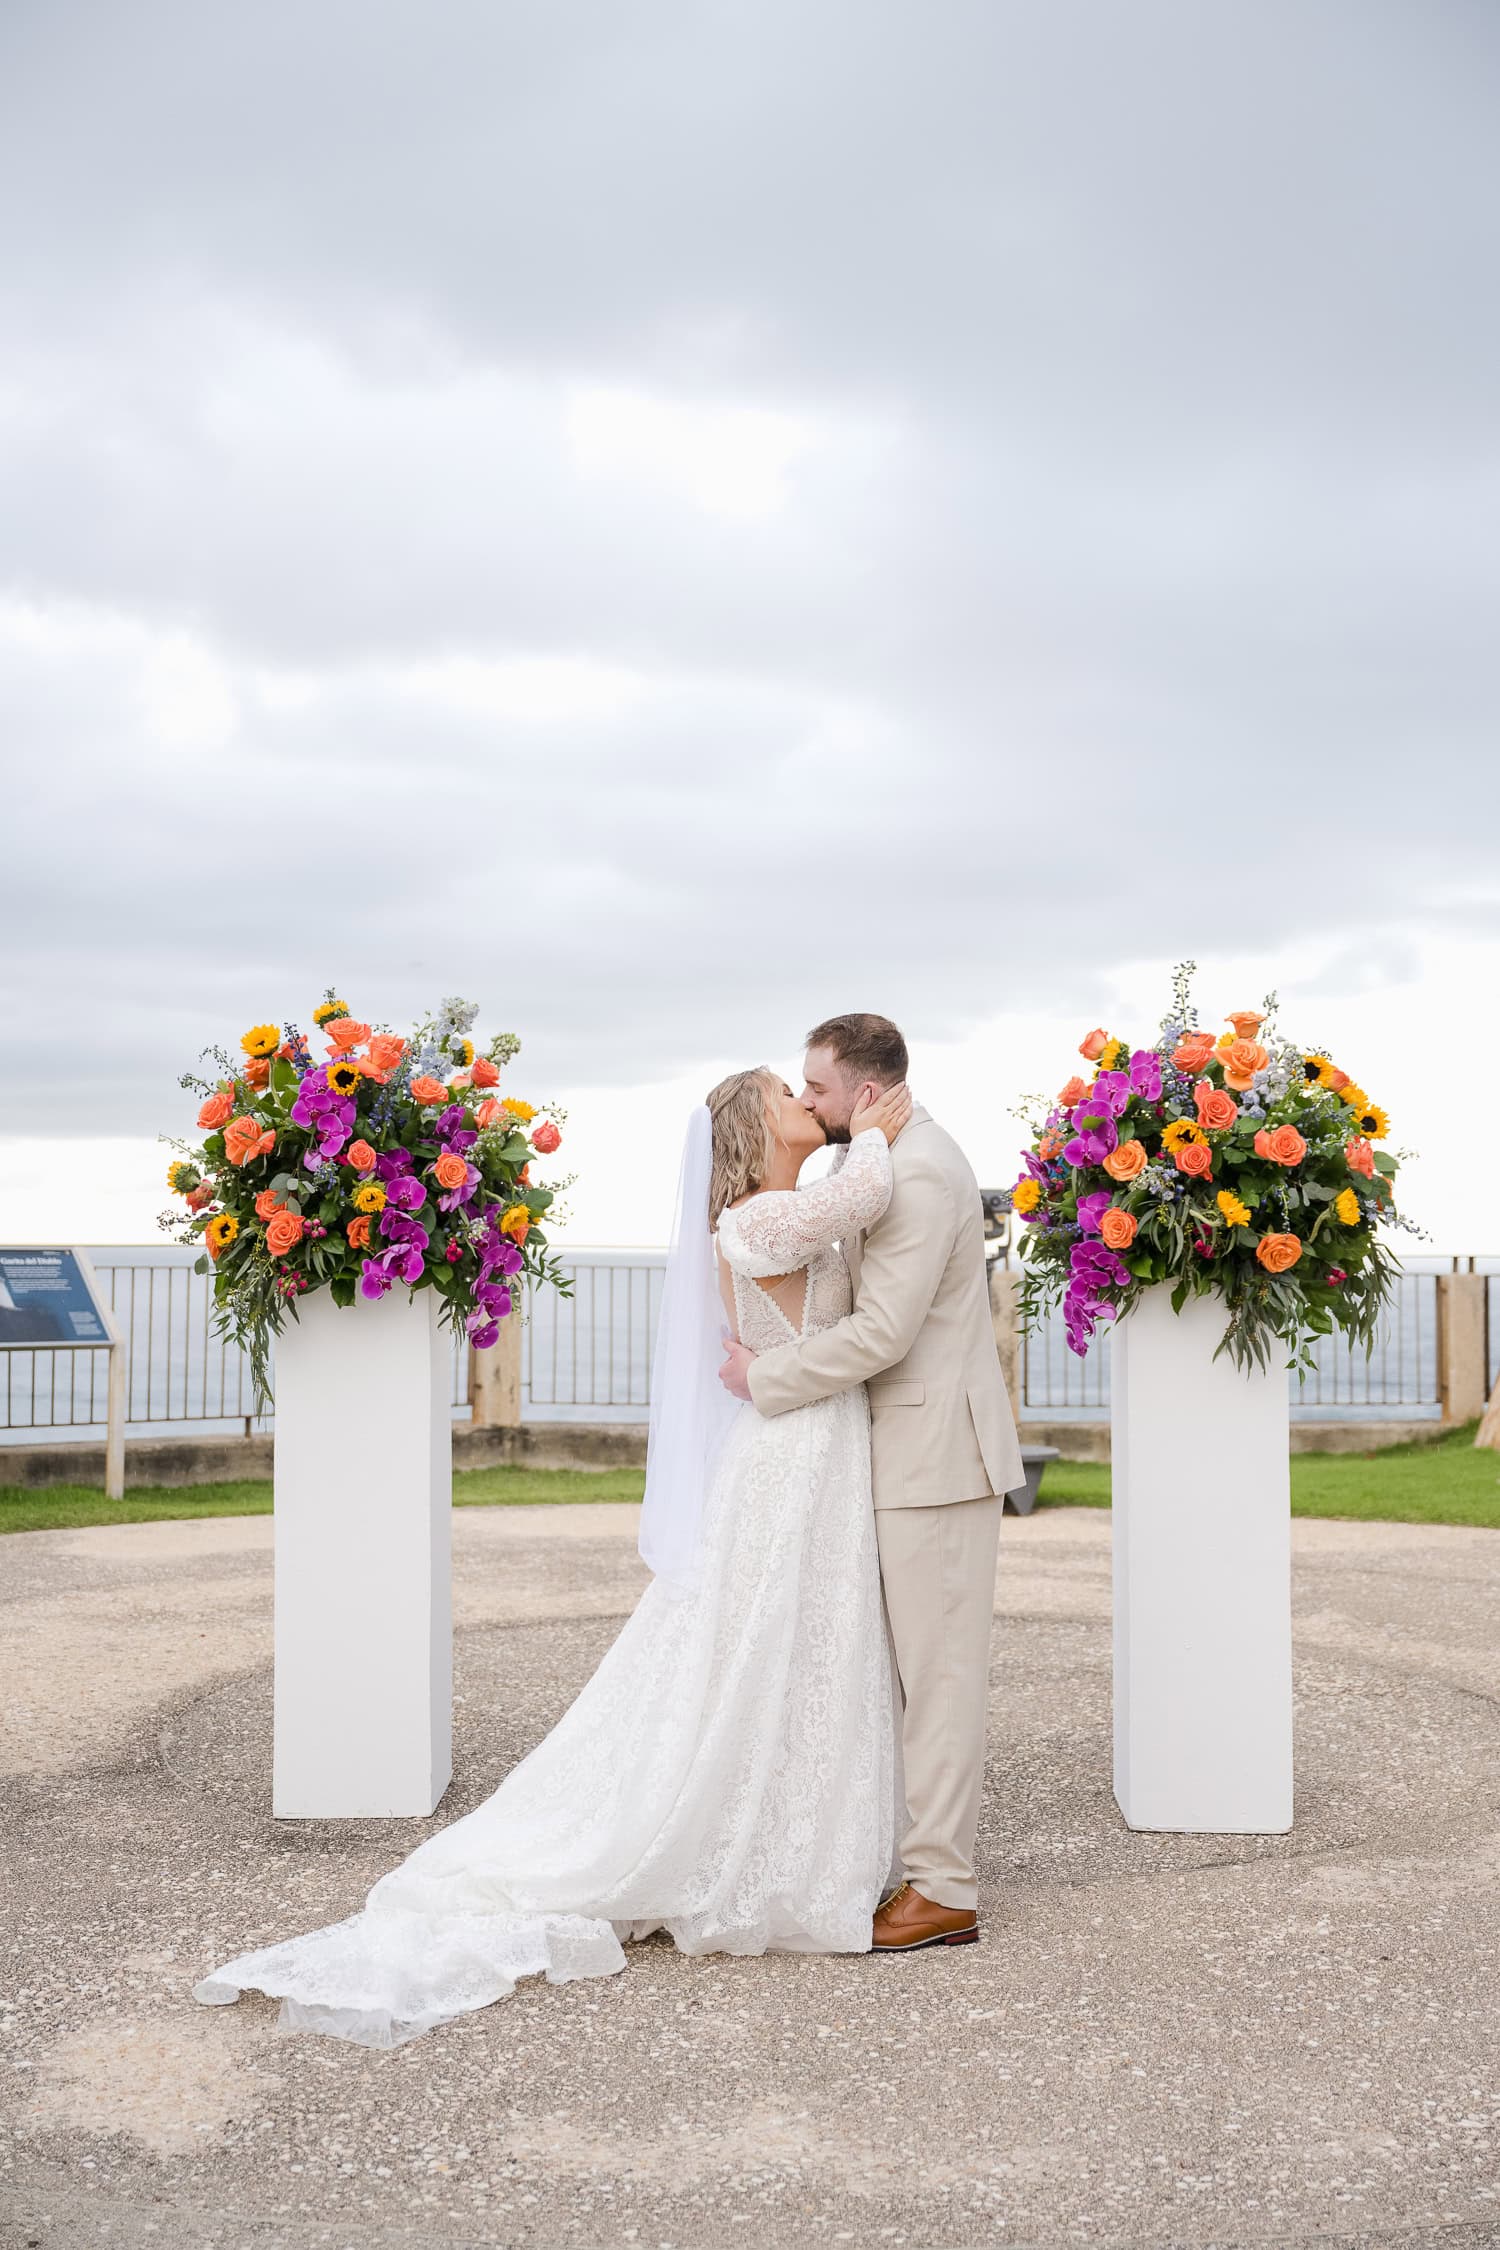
[1111,1286,1292,1833]
[272,1287,453,1819]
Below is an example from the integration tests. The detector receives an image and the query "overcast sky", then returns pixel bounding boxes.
[2,1,1496,1250]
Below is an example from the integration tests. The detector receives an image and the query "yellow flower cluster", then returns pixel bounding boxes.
[1217,1190,1250,1228]
[1334,1187,1361,1225]
[502,1098,536,1123]
[1011,1178,1042,1215]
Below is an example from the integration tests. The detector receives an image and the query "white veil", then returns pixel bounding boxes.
[639,1104,743,1596]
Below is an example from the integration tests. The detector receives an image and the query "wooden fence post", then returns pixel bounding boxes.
[469,1313,522,1428]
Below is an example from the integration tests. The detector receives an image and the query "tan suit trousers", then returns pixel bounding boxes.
[877,1491,1002,1912]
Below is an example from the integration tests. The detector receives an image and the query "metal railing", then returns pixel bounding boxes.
[1022,1267,1443,1418]
[1,1247,1486,1443]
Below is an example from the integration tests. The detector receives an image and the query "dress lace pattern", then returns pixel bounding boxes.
[193,1131,898,2046]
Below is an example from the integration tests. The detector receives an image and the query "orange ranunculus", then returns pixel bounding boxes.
[366,1034,406,1074]
[1099,1209,1137,1251]
[1193,1081,1239,1132]
[1172,1031,1217,1072]
[326,1018,371,1054]
[409,1075,447,1104]
[254,1189,285,1221]
[1222,1038,1270,1091]
[1253,1123,1307,1167]
[242,1056,271,1089]
[197,1087,234,1130]
[265,1210,305,1259]
[1346,1137,1375,1179]
[346,1139,377,1172]
[474,1098,503,1127]
[1225,1011,1264,1039]
[1174,1139,1213,1179]
[1078,1028,1109,1061]
[434,1151,469,1190]
[470,1057,500,1089]
[1058,1074,1089,1108]
[224,1114,276,1167]
[1103,1138,1147,1182]
[346,1215,372,1249]
[1256,1232,1303,1274]
[1037,1128,1066,1160]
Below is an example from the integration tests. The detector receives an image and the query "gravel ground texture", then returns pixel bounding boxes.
[2,1502,1498,2250]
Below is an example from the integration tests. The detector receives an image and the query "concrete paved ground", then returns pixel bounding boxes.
[2,1503,1498,2250]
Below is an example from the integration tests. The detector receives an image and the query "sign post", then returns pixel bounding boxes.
[0,1248,125,1498]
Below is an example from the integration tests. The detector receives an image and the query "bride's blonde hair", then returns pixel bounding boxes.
[706,1068,778,1227]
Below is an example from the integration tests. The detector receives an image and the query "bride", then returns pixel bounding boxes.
[193,1068,912,2046]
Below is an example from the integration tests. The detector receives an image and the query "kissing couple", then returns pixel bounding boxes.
[195,1012,1026,2046]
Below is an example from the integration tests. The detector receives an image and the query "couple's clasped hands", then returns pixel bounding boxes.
[717,1080,913,1400]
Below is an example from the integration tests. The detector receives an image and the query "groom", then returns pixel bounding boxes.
[719,1013,1024,1951]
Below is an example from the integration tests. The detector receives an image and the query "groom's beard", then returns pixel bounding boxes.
[820,1120,853,1145]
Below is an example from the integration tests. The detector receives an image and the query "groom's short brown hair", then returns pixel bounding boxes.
[805,1013,909,1086]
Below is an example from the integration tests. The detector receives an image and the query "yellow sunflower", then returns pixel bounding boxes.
[455,1037,475,1067]
[326,1060,362,1096]
[1096,1037,1124,1070]
[206,1212,238,1250]
[501,1097,536,1123]
[1217,1189,1250,1227]
[313,999,349,1026]
[1162,1118,1208,1153]
[1338,1083,1369,1113]
[1353,1102,1389,1140]
[1301,1053,1336,1089]
[1334,1186,1361,1225]
[353,1182,386,1214]
[240,1023,280,1058]
[166,1160,197,1193]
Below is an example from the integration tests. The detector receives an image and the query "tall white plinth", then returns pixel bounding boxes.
[272,1287,453,1819]
[1111,1287,1292,1834]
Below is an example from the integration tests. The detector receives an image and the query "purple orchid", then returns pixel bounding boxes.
[1076,1190,1114,1235]
[384,1174,426,1212]
[1091,1070,1132,1118]
[1129,1049,1163,1102]
[1063,1114,1118,1166]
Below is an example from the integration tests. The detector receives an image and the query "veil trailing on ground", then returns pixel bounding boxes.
[639,1104,743,1596]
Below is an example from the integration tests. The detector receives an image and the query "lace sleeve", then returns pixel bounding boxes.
[715,1129,893,1278]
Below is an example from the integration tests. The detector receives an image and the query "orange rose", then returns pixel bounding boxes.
[367,1034,406,1074]
[1193,1082,1239,1132]
[1225,1011,1264,1039]
[1256,1232,1303,1274]
[474,1098,503,1127]
[1172,1031,1216,1072]
[1326,1067,1350,1092]
[224,1114,276,1167]
[470,1057,500,1089]
[409,1075,447,1104]
[1103,1139,1147,1182]
[242,1056,271,1089]
[346,1215,371,1249]
[530,1120,562,1155]
[197,1087,234,1130]
[346,1139,377,1172]
[1078,1028,1109,1061]
[326,1019,371,1054]
[1222,1039,1270,1091]
[1253,1124,1306,1167]
[1174,1139,1213,1178]
[1058,1074,1089,1107]
[1099,1209,1137,1251]
[434,1151,469,1190]
[185,1185,213,1213]
[265,1210,305,1259]
[254,1189,285,1221]
[1346,1137,1375,1179]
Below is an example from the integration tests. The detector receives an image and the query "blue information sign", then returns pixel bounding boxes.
[0,1249,111,1347]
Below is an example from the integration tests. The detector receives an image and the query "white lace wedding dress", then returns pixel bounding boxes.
[193,1130,898,2047]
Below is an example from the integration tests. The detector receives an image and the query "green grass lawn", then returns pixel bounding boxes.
[2,1424,1495,1535]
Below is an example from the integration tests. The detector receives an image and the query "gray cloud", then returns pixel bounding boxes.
[2,0,1497,1141]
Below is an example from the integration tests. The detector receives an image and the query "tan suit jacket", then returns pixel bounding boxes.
[746,1104,1025,1508]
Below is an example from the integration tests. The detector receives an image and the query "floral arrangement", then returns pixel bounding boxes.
[1008,964,1412,1372]
[165,992,570,1401]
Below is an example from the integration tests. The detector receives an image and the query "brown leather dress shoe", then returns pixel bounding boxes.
[871,1880,979,1951]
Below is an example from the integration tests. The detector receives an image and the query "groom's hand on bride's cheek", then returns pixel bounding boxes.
[718,1340,756,1401]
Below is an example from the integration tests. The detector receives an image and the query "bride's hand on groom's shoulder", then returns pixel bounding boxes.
[851,1082,912,1146]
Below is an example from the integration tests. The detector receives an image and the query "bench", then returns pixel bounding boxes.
[1005,1445,1059,1516]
